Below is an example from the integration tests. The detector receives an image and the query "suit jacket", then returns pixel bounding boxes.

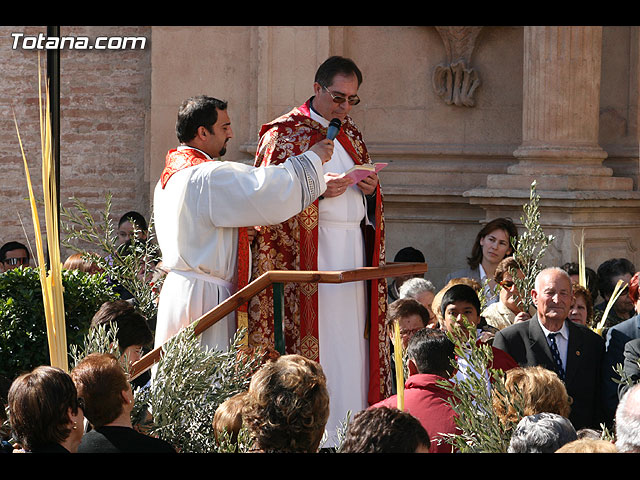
[602,314,640,423]
[619,337,640,400]
[445,266,481,285]
[492,315,605,430]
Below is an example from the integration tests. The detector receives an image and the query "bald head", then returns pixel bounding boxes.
[532,267,573,331]
[534,267,572,291]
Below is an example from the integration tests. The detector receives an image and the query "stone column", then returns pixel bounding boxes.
[466,26,640,268]
[505,26,630,191]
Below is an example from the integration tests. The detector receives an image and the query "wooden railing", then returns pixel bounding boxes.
[129,262,428,380]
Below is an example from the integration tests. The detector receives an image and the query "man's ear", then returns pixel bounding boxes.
[121,386,134,406]
[407,358,418,376]
[531,288,538,307]
[196,125,209,140]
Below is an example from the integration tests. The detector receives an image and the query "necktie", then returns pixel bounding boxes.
[548,332,565,381]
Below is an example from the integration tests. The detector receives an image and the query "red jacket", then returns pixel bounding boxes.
[487,343,519,374]
[371,374,461,453]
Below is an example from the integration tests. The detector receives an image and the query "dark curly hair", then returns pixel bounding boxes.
[340,406,430,453]
[572,283,595,327]
[242,354,329,453]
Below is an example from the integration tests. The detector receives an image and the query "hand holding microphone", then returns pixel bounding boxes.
[309,118,342,164]
[326,117,341,140]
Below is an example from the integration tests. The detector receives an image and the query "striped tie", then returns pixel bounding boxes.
[548,332,565,381]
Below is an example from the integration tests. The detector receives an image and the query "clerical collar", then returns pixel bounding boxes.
[308,97,329,127]
[177,145,212,160]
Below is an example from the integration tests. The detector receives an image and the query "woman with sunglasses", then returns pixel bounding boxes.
[481,256,531,330]
[7,366,85,453]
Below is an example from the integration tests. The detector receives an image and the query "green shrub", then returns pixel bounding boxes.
[0,266,118,380]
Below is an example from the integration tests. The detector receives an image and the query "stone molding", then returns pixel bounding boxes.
[432,26,483,107]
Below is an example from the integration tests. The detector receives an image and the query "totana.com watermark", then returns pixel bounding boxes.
[11,32,147,50]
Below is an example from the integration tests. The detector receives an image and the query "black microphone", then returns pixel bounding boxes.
[326,118,341,140]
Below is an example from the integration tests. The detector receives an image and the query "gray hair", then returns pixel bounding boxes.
[534,267,572,291]
[399,277,436,299]
[507,412,577,453]
[615,383,640,453]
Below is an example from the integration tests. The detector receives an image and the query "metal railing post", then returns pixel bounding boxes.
[272,282,285,355]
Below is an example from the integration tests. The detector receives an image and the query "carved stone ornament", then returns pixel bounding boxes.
[432,26,483,107]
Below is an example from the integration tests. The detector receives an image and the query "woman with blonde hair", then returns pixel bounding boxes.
[555,438,617,453]
[493,365,572,429]
[242,354,329,453]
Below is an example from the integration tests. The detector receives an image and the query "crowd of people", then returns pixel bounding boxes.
[2,53,640,455]
[3,214,640,454]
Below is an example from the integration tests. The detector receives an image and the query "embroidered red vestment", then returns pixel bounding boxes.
[248,100,391,404]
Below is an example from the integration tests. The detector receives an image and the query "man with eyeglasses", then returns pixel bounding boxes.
[249,56,390,448]
[0,241,30,273]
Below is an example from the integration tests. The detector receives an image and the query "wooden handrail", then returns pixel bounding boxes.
[129,262,428,380]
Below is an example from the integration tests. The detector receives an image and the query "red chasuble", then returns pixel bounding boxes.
[248,100,391,404]
[159,147,250,333]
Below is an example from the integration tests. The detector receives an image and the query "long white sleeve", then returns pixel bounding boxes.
[153,151,326,280]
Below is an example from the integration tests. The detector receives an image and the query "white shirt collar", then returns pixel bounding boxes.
[537,315,569,341]
[177,145,213,160]
[309,106,329,127]
[479,263,487,280]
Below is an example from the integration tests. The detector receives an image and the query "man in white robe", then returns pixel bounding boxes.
[249,57,390,448]
[153,95,332,353]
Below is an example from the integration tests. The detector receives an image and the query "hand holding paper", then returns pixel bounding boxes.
[323,172,354,198]
[340,162,387,184]
[356,172,378,195]
[340,163,387,195]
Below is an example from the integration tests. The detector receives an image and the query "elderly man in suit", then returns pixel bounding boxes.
[492,267,605,430]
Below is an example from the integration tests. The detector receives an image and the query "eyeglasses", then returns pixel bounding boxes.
[399,327,423,338]
[3,257,28,266]
[500,280,516,289]
[323,85,360,106]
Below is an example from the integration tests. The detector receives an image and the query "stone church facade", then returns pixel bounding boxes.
[1,26,638,288]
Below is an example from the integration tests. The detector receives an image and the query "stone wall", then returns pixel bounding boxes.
[2,25,638,289]
[0,26,151,259]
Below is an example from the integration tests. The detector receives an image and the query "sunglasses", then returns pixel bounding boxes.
[323,85,360,106]
[500,280,516,289]
[3,257,28,266]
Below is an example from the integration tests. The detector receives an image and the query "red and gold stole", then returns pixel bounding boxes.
[160,147,251,337]
[248,100,391,404]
